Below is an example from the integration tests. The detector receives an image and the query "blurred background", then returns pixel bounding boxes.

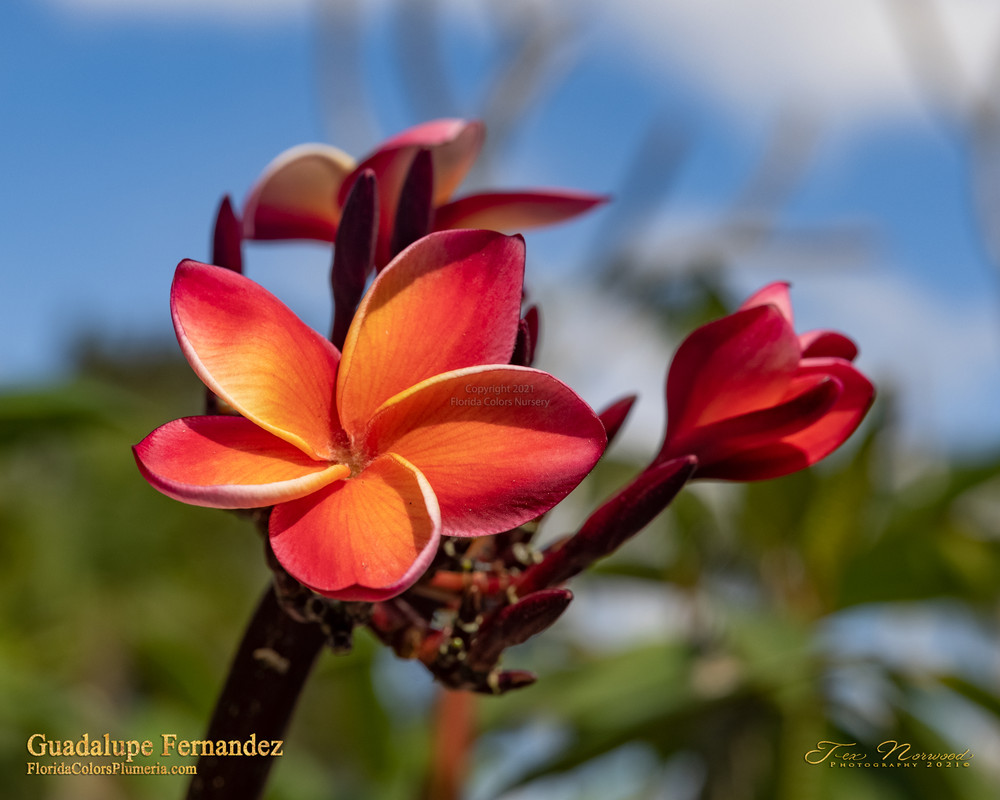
[2,0,999,798]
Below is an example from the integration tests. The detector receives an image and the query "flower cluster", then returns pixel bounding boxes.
[134,119,874,692]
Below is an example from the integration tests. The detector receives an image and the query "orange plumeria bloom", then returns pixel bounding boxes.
[134,230,606,601]
[241,118,607,268]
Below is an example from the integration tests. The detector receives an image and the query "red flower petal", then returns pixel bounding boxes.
[780,357,874,457]
[364,366,606,537]
[800,330,859,360]
[696,359,874,480]
[133,416,349,508]
[242,144,355,241]
[337,230,524,440]
[433,190,608,232]
[171,261,342,459]
[269,453,441,601]
[739,280,793,322]
[666,304,800,435]
[341,120,485,266]
[664,374,840,469]
[375,118,484,204]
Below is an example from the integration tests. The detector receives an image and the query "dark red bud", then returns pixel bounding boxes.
[212,195,243,274]
[598,394,638,446]
[390,147,434,262]
[510,305,539,367]
[517,456,697,594]
[330,170,378,349]
[468,589,572,668]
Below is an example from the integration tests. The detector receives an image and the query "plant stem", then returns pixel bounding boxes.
[186,583,325,800]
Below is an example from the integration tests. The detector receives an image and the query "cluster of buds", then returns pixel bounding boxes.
[136,119,874,695]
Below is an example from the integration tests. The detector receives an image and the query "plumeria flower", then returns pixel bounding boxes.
[241,118,607,268]
[654,282,874,480]
[133,230,606,601]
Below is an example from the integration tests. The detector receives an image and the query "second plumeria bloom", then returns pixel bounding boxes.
[241,118,607,268]
[655,282,874,480]
[134,230,606,601]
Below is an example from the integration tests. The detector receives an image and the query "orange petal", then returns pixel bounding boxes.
[433,190,608,232]
[172,261,342,459]
[364,366,606,537]
[336,230,524,439]
[269,453,441,601]
[243,143,356,241]
[133,416,349,508]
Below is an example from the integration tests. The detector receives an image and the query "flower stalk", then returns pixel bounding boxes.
[185,584,325,800]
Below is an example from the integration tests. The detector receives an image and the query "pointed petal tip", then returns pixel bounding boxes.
[598,394,639,444]
[739,281,794,322]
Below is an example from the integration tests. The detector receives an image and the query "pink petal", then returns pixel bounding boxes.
[337,230,524,440]
[739,281,793,322]
[269,453,441,601]
[433,190,608,232]
[364,365,606,537]
[666,304,800,436]
[133,416,349,508]
[800,330,859,360]
[171,261,342,459]
[243,143,356,241]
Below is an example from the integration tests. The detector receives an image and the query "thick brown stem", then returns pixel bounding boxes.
[185,584,325,800]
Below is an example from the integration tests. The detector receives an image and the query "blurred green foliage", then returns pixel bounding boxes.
[2,293,999,799]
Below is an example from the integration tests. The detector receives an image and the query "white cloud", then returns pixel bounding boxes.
[580,0,1000,126]
[47,0,1000,126]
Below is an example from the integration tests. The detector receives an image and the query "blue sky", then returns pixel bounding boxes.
[4,0,1000,455]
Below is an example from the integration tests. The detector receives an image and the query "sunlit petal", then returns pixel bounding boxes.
[365,365,606,537]
[243,143,356,241]
[434,190,608,232]
[376,118,484,203]
[337,230,524,439]
[133,416,349,509]
[666,304,800,434]
[172,261,342,459]
[269,453,441,601]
